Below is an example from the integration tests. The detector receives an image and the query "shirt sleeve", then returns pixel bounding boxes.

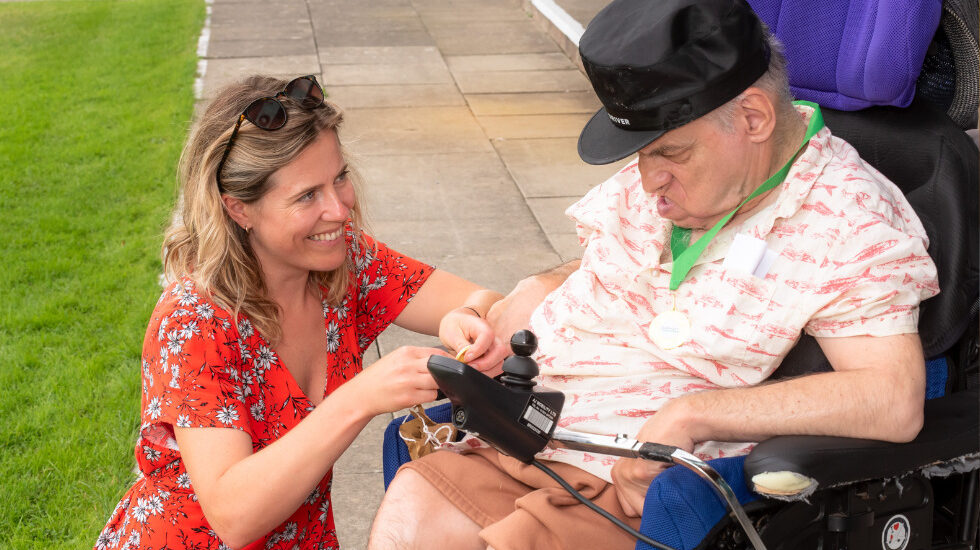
[351,233,434,352]
[804,222,939,338]
[140,282,252,435]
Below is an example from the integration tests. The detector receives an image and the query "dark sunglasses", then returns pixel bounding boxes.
[216,75,325,190]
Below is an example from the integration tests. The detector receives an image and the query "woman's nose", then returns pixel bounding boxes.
[319,189,349,221]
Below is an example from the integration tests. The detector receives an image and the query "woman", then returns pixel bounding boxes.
[95,75,507,550]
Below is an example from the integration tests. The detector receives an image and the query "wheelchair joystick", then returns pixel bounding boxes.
[425,330,767,550]
[498,329,538,389]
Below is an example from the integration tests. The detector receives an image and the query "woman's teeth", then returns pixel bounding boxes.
[309,228,343,241]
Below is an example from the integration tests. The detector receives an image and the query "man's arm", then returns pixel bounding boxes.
[485,260,580,368]
[611,332,926,516]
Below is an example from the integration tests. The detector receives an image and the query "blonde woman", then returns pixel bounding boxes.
[95,75,507,550]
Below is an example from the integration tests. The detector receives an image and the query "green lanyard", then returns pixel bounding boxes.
[668,101,825,291]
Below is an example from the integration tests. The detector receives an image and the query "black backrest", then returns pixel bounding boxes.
[772,98,979,380]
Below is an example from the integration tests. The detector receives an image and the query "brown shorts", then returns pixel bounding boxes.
[399,448,641,550]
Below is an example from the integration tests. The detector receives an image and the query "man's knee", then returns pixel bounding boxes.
[369,468,483,550]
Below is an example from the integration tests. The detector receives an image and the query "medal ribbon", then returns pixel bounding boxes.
[668,101,824,290]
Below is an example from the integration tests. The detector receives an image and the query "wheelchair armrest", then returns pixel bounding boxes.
[743,390,979,500]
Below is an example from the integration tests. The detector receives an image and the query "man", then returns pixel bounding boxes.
[369,0,939,548]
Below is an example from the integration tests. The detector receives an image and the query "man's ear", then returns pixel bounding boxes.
[735,87,777,144]
[221,195,251,231]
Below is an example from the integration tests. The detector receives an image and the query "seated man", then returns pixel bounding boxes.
[369,0,939,548]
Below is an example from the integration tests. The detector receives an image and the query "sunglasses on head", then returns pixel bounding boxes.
[216,75,325,190]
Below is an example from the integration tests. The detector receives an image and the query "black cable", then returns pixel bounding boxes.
[531,459,678,550]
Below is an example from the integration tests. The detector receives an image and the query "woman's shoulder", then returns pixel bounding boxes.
[149,277,236,341]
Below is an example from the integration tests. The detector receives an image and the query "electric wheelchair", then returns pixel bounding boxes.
[382,0,979,546]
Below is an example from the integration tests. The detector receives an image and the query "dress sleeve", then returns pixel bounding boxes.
[351,233,434,352]
[803,222,939,338]
[140,281,252,434]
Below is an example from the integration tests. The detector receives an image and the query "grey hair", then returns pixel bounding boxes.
[704,29,797,136]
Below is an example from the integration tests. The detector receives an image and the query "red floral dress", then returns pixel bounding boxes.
[95,233,433,550]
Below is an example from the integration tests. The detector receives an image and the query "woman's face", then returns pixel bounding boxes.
[241,129,356,283]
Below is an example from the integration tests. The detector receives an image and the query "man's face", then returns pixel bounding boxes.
[637,115,756,230]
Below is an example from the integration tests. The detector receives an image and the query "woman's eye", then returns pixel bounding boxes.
[300,190,316,201]
[335,169,349,185]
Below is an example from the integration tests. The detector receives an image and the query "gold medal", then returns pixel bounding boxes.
[649,294,690,350]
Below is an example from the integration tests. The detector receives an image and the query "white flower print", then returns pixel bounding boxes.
[238,319,254,339]
[143,446,161,462]
[254,345,276,372]
[177,290,198,307]
[126,530,140,548]
[325,321,340,353]
[132,498,151,523]
[216,405,239,425]
[148,494,164,515]
[179,320,200,340]
[195,302,214,320]
[250,400,265,422]
[175,414,191,428]
[234,384,252,403]
[95,529,112,550]
[165,330,184,355]
[306,487,321,505]
[282,522,298,540]
[177,472,192,489]
[146,397,162,420]
[158,346,168,364]
[157,316,170,341]
[318,499,331,522]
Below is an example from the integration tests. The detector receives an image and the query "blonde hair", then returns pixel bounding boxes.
[163,75,364,343]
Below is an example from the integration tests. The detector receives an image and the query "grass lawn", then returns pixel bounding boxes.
[0,0,204,546]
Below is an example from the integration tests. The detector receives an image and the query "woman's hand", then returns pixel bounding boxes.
[438,307,509,372]
[345,346,450,416]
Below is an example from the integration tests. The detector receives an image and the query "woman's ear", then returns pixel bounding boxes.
[221,195,251,231]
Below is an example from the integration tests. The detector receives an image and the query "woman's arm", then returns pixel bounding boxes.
[174,346,445,549]
[395,269,507,369]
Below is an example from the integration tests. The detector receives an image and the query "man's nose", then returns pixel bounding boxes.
[638,156,671,193]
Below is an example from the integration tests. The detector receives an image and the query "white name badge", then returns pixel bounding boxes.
[649,310,691,350]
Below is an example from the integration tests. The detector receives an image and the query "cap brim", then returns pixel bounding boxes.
[577,107,666,165]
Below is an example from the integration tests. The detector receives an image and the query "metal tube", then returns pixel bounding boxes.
[550,429,767,550]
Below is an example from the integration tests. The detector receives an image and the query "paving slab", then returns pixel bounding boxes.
[343,107,494,156]
[453,68,590,94]
[429,22,560,55]
[466,91,599,116]
[209,2,310,25]
[446,52,575,72]
[325,84,465,109]
[319,46,444,65]
[492,137,628,197]
[322,61,453,86]
[331,470,386,550]
[207,38,317,58]
[357,151,533,222]
[525,196,579,236]
[476,113,592,139]
[208,21,313,41]
[201,56,321,97]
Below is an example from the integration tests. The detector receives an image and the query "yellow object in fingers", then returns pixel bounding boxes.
[455,345,471,363]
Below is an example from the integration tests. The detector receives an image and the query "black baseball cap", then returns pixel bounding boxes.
[577,0,771,165]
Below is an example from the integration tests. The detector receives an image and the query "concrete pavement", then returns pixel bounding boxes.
[198,0,621,547]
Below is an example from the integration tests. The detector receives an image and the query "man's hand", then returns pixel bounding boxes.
[610,399,696,517]
[486,260,581,371]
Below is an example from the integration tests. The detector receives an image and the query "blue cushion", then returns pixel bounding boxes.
[636,456,757,550]
[382,402,454,490]
[747,0,941,110]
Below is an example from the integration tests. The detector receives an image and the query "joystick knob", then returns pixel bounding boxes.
[500,330,539,388]
[509,329,538,357]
